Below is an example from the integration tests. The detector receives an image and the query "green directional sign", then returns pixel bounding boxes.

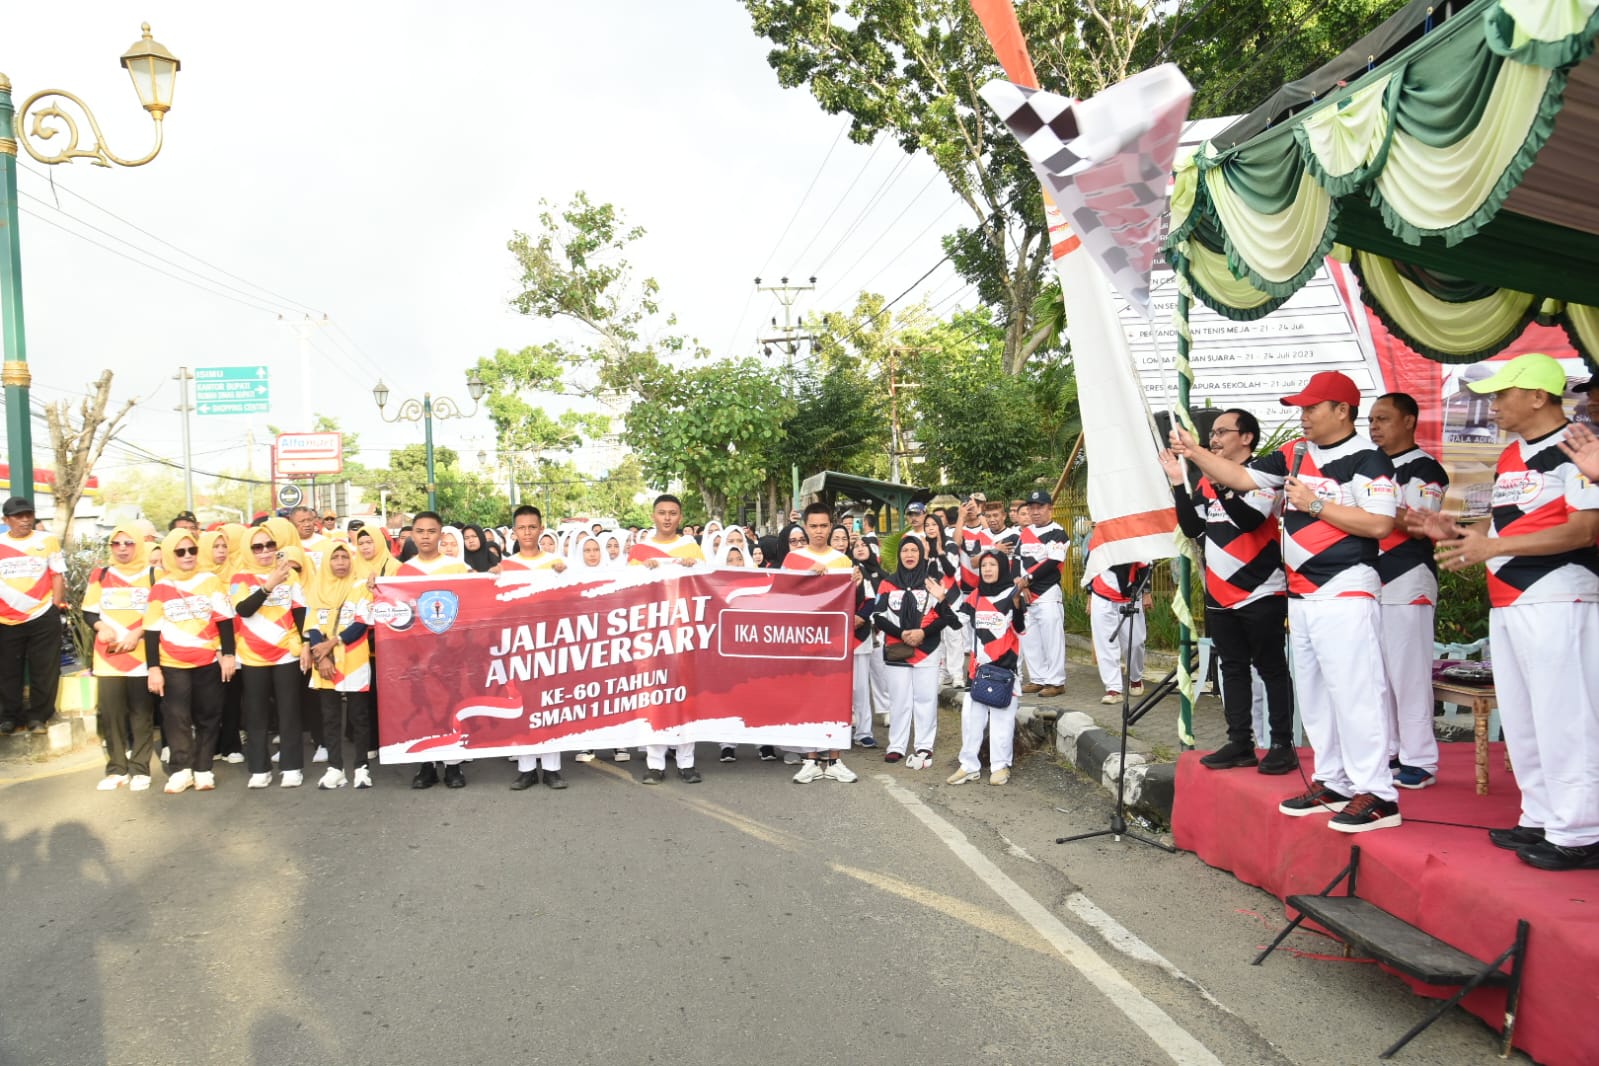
[194,365,270,416]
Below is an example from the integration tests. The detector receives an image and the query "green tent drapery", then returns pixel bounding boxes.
[1163,0,1599,373]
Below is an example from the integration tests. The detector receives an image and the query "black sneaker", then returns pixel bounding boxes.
[1329,793,1401,834]
[443,764,466,789]
[679,766,703,784]
[642,768,665,785]
[509,769,540,791]
[1257,744,1299,776]
[543,771,567,790]
[410,763,439,790]
[758,746,778,761]
[1278,783,1350,817]
[1488,825,1546,851]
[719,746,737,763]
[1517,840,1599,871]
[1199,740,1258,770]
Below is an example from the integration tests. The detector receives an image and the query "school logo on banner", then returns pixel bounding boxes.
[417,590,460,635]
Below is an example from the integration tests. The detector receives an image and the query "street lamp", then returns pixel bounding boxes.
[373,371,485,512]
[0,23,181,502]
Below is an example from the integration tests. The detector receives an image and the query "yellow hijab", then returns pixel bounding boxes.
[103,523,150,576]
[197,530,229,575]
[353,527,394,582]
[220,522,247,577]
[158,529,202,582]
[238,522,283,576]
[305,540,359,618]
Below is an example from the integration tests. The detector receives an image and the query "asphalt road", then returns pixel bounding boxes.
[0,734,1525,1066]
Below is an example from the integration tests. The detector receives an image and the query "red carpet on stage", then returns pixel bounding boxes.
[1173,743,1599,1066]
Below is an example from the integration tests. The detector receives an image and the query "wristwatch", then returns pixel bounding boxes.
[1308,499,1325,518]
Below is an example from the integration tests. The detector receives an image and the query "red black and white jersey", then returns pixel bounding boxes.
[1486,423,1599,607]
[872,577,957,666]
[1175,475,1286,609]
[1378,446,1448,606]
[961,586,1026,675]
[1089,561,1149,603]
[1017,523,1067,595]
[957,526,996,590]
[1249,433,1397,600]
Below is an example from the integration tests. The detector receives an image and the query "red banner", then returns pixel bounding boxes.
[372,568,854,763]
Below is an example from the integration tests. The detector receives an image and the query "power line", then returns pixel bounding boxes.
[755,120,849,280]
[811,152,915,274]
[818,191,962,303]
[785,136,888,270]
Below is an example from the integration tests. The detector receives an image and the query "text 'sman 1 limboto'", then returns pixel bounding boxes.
[1417,354,1599,871]
[499,504,570,792]
[1173,370,1402,833]
[1160,409,1297,775]
[627,494,705,785]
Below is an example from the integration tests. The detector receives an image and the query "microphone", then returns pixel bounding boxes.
[1290,440,1307,479]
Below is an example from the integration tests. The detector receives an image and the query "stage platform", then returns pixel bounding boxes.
[1172,742,1598,1066]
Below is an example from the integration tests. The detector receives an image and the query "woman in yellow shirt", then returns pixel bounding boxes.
[84,524,156,791]
[231,524,308,788]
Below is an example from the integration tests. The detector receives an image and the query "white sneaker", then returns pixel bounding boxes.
[97,774,130,791]
[825,759,858,783]
[352,767,373,789]
[163,769,194,794]
[910,751,933,770]
[612,749,630,762]
[783,751,803,765]
[280,769,303,788]
[312,746,329,763]
[224,752,245,764]
[1101,691,1121,705]
[318,768,347,790]
[989,767,1011,785]
[792,759,825,784]
[193,771,216,791]
[575,751,596,763]
[129,774,152,792]
[946,768,980,785]
[247,772,272,789]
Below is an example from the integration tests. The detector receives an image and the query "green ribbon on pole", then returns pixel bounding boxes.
[1172,253,1202,750]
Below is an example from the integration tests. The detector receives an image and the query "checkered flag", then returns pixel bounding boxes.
[980,65,1192,318]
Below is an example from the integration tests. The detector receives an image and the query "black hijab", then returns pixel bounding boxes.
[772,522,804,568]
[460,524,496,573]
[756,534,779,569]
[850,538,883,584]
[892,535,934,628]
[974,548,1014,599]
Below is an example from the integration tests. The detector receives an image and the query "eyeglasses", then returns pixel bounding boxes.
[172,546,199,558]
[1209,427,1240,439]
[109,540,136,548]
[251,540,277,553]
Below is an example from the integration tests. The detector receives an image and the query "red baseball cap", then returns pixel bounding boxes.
[1281,371,1361,408]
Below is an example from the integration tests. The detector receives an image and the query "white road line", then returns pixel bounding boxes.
[877,774,1224,1066]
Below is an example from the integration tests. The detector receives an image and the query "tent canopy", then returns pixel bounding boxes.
[1163,0,1599,368]
[799,471,926,522]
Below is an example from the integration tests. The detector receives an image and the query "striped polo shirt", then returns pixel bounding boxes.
[84,565,153,677]
[145,572,234,669]
[230,571,306,667]
[1193,476,1286,609]
[1377,446,1448,607]
[0,530,65,625]
[1486,424,1599,608]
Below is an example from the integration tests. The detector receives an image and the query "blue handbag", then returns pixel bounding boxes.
[971,663,1015,708]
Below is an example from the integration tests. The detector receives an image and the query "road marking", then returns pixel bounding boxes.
[876,774,1224,1066]
[831,862,1056,958]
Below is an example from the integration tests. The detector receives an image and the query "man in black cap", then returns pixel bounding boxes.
[169,511,199,533]
[1015,490,1067,697]
[0,497,69,734]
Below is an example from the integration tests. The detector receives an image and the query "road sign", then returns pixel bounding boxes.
[194,365,270,416]
[276,432,343,475]
[277,483,303,508]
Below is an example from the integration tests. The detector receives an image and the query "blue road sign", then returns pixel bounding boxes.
[195,365,270,416]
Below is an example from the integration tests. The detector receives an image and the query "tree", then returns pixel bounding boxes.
[97,467,187,529]
[473,344,610,457]
[44,370,135,545]
[354,445,506,523]
[777,359,888,480]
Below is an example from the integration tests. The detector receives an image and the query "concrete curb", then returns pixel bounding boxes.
[0,712,100,763]
[1053,709,1176,828]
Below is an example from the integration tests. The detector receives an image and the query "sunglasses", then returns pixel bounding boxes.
[172,546,199,558]
[251,540,278,552]
[109,540,136,549]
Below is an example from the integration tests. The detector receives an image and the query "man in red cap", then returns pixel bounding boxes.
[1173,370,1401,832]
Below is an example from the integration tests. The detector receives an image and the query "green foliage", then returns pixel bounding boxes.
[473,344,609,455]
[97,467,187,527]
[353,444,507,525]
[1435,565,1490,645]
[777,360,888,477]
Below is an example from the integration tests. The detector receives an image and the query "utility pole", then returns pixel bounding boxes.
[756,275,816,513]
[174,366,194,512]
[887,346,928,484]
[284,313,331,430]
[246,427,255,519]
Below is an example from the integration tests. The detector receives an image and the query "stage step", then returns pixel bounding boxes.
[1285,895,1510,988]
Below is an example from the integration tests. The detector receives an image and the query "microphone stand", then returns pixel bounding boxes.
[1058,562,1176,853]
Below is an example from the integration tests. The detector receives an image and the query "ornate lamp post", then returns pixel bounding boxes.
[0,23,181,501]
[373,372,485,512]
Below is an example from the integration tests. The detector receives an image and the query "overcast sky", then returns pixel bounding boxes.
[6,1,968,493]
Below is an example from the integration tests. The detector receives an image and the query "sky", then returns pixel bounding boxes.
[5,1,971,504]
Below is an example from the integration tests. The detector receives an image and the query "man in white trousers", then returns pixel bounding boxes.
[1367,393,1448,790]
[1174,370,1401,833]
[1417,354,1599,871]
[1015,490,1068,697]
[1085,558,1152,704]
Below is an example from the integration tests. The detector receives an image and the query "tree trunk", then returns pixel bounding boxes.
[45,371,134,547]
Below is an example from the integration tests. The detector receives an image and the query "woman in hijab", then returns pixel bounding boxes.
[538,530,559,557]
[460,524,497,573]
[829,525,852,557]
[84,524,158,791]
[231,523,309,788]
[949,549,1028,786]
[872,535,958,769]
[145,528,238,793]
[354,526,400,583]
[770,523,805,570]
[918,511,967,690]
[203,525,249,764]
[304,540,376,790]
[848,535,885,750]
[753,536,776,569]
[439,526,463,559]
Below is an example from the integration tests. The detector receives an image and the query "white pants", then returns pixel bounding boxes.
[940,615,968,686]
[645,743,695,770]
[1020,586,1066,686]
[1380,601,1438,774]
[1090,594,1146,693]
[869,645,891,723]
[886,657,940,755]
[851,649,875,739]
[1491,603,1599,847]
[516,752,561,772]
[959,688,1017,772]
[1288,597,1395,801]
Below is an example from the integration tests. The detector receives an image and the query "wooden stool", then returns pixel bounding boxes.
[1431,677,1501,795]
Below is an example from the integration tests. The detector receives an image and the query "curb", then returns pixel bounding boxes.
[1053,710,1176,827]
[0,712,100,764]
